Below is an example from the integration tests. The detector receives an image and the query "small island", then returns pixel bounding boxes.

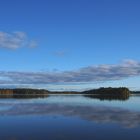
[82,87,131,101]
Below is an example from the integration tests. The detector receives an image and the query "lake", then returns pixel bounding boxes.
[0,94,140,140]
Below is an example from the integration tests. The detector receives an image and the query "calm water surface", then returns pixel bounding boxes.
[0,94,140,140]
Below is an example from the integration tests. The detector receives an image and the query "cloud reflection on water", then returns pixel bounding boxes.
[0,103,140,128]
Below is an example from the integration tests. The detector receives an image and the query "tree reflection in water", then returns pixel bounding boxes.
[84,94,130,101]
[0,94,49,99]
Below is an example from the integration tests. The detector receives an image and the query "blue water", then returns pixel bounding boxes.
[0,95,140,140]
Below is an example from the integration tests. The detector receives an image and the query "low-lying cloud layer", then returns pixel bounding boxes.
[0,31,37,49]
[0,59,140,85]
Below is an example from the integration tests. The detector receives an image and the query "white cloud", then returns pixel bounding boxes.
[0,31,37,49]
[0,59,140,85]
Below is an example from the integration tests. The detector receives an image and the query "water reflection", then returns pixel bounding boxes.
[0,102,140,128]
[84,94,130,101]
[0,95,140,140]
[0,94,49,99]
[0,93,130,101]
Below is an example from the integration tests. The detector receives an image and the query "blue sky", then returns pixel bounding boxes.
[0,0,140,90]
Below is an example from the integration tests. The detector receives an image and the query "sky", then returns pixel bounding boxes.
[0,0,140,91]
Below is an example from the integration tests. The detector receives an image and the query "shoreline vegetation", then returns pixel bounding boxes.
[0,87,140,100]
[0,87,132,95]
[83,87,131,101]
[0,87,138,100]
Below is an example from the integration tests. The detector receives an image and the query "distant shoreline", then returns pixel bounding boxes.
[0,87,139,100]
[0,87,135,95]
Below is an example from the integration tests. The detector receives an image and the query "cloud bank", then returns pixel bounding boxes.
[0,31,37,49]
[0,59,140,85]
